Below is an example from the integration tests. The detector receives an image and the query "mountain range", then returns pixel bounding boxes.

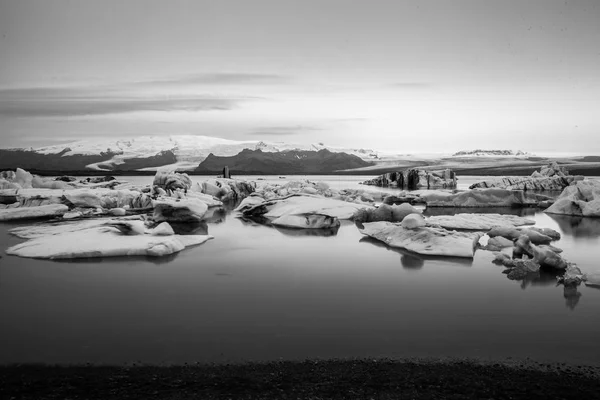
[0,135,381,173]
[3,134,580,176]
[196,149,371,174]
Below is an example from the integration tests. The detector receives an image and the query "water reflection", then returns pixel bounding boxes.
[55,253,180,265]
[506,268,560,290]
[546,214,600,238]
[564,286,582,310]
[168,221,209,235]
[203,207,228,224]
[274,226,339,237]
[237,216,340,237]
[358,236,474,268]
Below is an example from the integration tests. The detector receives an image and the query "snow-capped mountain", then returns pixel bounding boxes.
[0,135,384,172]
[452,149,533,157]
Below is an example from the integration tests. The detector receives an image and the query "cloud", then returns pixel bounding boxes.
[248,125,322,136]
[388,82,432,89]
[0,73,284,117]
[0,97,239,117]
[142,73,291,86]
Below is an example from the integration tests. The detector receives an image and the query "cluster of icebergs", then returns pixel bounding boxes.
[0,168,254,259]
[2,166,600,296]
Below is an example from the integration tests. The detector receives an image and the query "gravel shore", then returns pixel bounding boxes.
[2,359,600,399]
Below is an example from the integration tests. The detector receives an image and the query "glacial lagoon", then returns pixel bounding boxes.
[1,175,600,366]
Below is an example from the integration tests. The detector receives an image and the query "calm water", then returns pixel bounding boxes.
[1,175,600,366]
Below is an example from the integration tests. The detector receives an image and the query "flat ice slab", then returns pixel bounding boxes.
[360,221,483,258]
[426,213,535,230]
[6,226,212,259]
[0,204,69,221]
[246,194,374,220]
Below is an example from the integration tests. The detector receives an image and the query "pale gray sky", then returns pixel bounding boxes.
[1,0,599,154]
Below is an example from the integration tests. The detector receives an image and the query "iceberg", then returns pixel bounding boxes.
[421,188,538,207]
[426,213,535,230]
[152,197,209,222]
[359,221,482,258]
[544,180,600,217]
[270,214,341,229]
[6,227,212,259]
[244,194,374,221]
[0,204,69,221]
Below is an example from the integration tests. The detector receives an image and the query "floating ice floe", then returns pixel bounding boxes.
[0,204,69,221]
[353,203,422,223]
[6,227,212,259]
[270,214,340,229]
[425,213,535,230]
[359,221,483,258]
[421,188,538,207]
[242,194,374,220]
[544,180,600,217]
[8,216,143,239]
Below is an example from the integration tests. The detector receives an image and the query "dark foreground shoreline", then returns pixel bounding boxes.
[2,359,599,400]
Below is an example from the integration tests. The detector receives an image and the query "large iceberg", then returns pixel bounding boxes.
[359,221,483,258]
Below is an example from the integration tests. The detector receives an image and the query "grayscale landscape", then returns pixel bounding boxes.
[1,1,599,399]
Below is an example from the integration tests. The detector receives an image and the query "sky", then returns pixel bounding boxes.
[0,0,599,155]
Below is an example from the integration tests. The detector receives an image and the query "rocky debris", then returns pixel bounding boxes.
[504,258,541,280]
[362,168,456,189]
[152,198,209,222]
[359,221,482,258]
[426,213,535,230]
[353,203,421,223]
[544,179,600,217]
[469,162,583,190]
[513,235,567,270]
[0,204,69,221]
[557,265,585,287]
[421,188,539,208]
